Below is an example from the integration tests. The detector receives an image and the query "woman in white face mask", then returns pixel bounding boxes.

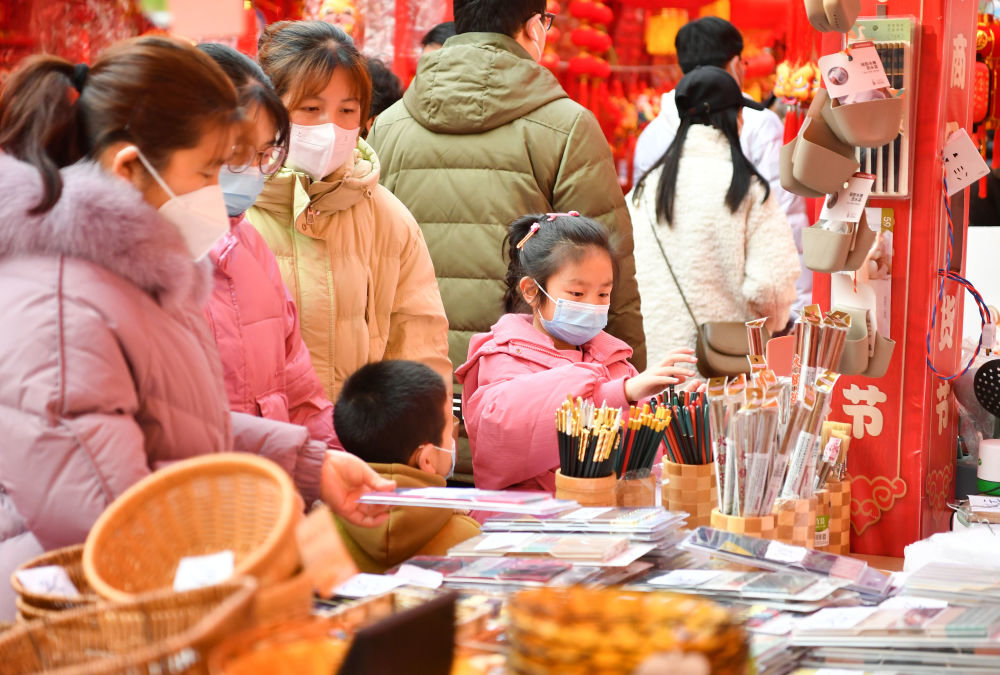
[197,43,337,449]
[252,21,453,431]
[0,36,395,620]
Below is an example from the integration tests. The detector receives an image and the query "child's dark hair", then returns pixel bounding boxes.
[334,360,447,465]
[503,213,616,313]
[365,57,403,121]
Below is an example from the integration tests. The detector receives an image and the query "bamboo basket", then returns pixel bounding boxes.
[663,460,717,529]
[774,497,818,549]
[825,479,852,554]
[554,469,616,507]
[0,577,257,675]
[814,489,831,550]
[11,544,98,621]
[616,474,656,507]
[84,453,300,602]
[710,509,776,540]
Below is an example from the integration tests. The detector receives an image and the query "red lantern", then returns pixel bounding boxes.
[570,26,613,53]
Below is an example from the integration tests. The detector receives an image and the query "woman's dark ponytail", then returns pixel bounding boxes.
[0,55,85,213]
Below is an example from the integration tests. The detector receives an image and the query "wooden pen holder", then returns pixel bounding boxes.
[555,470,617,507]
[662,460,717,529]
[773,497,818,549]
[710,509,776,540]
[616,474,657,507]
[814,489,831,551]
[824,478,852,554]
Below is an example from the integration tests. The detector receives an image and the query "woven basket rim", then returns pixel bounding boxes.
[83,453,297,602]
[1,577,258,675]
[10,544,99,607]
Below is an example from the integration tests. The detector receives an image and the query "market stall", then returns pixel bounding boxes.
[3,0,1000,672]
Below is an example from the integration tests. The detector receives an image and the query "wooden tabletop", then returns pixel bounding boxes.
[850,553,905,573]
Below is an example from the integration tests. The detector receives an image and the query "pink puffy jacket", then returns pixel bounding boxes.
[456,314,638,493]
[205,218,335,445]
[0,155,328,619]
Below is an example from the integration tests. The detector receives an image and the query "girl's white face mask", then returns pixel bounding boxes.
[135,148,229,261]
[286,122,360,181]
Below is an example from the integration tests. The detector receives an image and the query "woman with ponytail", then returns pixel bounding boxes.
[456,213,695,494]
[628,66,799,362]
[0,37,393,619]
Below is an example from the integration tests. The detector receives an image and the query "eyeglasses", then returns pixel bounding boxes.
[228,143,287,176]
[539,11,556,31]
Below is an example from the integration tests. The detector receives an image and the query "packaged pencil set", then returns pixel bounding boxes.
[707,366,843,520]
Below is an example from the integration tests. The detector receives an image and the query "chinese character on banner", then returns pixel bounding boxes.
[936,381,951,435]
[938,294,957,351]
[843,385,888,439]
[952,33,968,90]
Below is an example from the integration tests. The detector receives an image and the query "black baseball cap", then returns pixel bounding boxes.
[675,65,765,119]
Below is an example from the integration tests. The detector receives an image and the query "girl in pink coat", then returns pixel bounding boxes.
[199,44,335,445]
[456,213,698,493]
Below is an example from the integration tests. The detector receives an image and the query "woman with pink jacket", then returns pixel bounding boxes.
[0,38,392,620]
[199,44,334,445]
[456,213,697,493]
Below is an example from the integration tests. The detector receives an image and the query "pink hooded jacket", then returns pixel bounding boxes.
[0,154,328,619]
[205,218,335,445]
[455,314,638,493]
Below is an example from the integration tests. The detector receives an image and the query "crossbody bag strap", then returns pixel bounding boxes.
[646,215,700,331]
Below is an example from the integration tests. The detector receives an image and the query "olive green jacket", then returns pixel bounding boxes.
[370,32,646,373]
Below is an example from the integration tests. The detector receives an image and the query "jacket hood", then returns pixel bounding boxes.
[338,463,452,566]
[0,153,211,310]
[253,137,379,222]
[456,313,634,380]
[403,33,567,134]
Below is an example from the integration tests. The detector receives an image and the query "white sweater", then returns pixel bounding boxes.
[634,90,812,317]
[627,125,800,365]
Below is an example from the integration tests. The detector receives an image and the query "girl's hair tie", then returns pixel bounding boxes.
[545,211,580,220]
[71,63,89,93]
[517,222,541,249]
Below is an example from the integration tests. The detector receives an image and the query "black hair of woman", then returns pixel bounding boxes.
[502,212,617,313]
[634,104,770,226]
[197,42,291,159]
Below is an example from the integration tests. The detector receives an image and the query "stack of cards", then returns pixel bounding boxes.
[680,527,891,600]
[627,569,857,612]
[901,562,1000,605]
[358,488,577,515]
[447,533,655,567]
[791,597,1000,673]
[385,556,602,592]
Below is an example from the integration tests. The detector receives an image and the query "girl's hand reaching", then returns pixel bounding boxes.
[624,348,698,403]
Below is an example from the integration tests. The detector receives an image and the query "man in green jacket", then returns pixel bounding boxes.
[369,0,647,381]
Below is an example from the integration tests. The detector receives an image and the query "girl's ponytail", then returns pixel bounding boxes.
[502,214,540,313]
[0,55,85,213]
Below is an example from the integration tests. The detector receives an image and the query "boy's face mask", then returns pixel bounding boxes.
[435,441,456,480]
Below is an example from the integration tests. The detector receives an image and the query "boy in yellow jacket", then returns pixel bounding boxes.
[333,360,480,573]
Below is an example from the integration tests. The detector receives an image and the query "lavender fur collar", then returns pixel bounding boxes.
[0,153,211,309]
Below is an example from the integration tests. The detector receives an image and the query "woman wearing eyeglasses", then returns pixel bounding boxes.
[198,43,336,445]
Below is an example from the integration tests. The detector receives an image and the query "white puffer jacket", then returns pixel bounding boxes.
[627,125,800,365]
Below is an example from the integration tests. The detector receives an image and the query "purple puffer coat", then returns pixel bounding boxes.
[0,154,326,619]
